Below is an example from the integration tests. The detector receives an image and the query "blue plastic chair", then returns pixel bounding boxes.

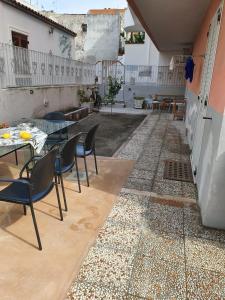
[55,133,82,211]
[75,124,99,187]
[0,150,63,250]
[44,111,68,149]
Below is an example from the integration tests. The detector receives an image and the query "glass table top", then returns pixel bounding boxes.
[0,118,76,158]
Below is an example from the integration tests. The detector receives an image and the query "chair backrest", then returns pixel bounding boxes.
[61,133,81,167]
[29,150,57,196]
[84,124,99,151]
[44,111,65,120]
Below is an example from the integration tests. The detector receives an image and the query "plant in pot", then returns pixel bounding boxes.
[78,88,93,113]
[133,94,145,109]
[105,76,123,114]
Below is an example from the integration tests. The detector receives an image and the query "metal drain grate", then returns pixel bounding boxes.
[164,160,193,182]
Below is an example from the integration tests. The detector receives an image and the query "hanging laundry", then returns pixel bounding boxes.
[169,56,175,71]
[185,56,195,82]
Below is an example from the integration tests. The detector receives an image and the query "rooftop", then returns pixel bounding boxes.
[88,8,126,15]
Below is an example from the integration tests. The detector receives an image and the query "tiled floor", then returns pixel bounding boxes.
[67,113,225,299]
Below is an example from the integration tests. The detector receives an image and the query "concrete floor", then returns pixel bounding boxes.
[67,113,225,300]
[0,156,134,300]
[2,112,225,299]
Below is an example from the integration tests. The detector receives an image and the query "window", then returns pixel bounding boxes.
[11,31,30,76]
[12,31,29,48]
[125,32,145,44]
[81,23,87,32]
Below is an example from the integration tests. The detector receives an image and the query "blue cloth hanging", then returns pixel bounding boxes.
[185,56,195,82]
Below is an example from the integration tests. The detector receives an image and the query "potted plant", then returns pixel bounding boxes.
[133,95,145,109]
[77,88,94,113]
[105,76,123,114]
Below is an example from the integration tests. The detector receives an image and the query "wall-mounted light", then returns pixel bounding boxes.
[49,27,54,34]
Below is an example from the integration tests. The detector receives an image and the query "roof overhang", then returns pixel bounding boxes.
[124,7,144,32]
[127,0,211,52]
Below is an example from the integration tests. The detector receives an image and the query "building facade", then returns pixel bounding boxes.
[0,0,76,58]
[127,0,225,230]
[43,8,125,63]
[0,0,96,123]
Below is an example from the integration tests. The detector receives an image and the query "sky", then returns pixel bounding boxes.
[30,0,127,13]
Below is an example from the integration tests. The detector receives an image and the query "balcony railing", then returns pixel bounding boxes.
[0,43,96,89]
[96,63,185,87]
[0,43,186,89]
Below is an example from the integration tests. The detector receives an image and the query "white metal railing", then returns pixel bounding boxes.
[95,62,185,87]
[0,43,96,88]
[0,43,186,89]
[125,65,185,86]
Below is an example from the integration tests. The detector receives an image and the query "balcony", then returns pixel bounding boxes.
[0,43,95,89]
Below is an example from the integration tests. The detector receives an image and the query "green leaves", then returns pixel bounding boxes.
[106,76,123,103]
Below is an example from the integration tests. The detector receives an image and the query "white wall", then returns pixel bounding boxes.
[84,14,120,63]
[158,51,181,66]
[124,34,159,65]
[0,84,87,122]
[43,13,86,61]
[185,88,225,229]
[0,2,75,59]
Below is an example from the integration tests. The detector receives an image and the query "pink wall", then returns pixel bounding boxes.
[187,0,221,96]
[209,2,225,113]
[188,0,225,114]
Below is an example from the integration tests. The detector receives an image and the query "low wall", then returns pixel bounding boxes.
[123,84,185,98]
[99,83,185,104]
[0,85,92,123]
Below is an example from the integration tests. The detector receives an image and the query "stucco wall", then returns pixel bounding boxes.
[84,14,121,63]
[124,34,159,66]
[187,0,221,96]
[0,2,75,59]
[43,13,86,61]
[0,85,86,122]
[158,51,182,66]
[185,0,225,229]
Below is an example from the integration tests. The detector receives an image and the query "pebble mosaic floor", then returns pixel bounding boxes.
[66,113,225,299]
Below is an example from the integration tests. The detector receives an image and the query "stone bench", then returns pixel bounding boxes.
[64,107,89,121]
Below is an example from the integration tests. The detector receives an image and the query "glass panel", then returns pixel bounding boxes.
[0,118,75,158]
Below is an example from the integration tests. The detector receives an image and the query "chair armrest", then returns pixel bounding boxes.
[0,178,31,186]
[19,155,42,178]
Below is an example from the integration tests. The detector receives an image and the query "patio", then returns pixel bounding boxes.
[66,112,225,299]
[1,111,225,299]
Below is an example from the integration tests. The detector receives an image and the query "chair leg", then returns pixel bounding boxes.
[60,174,68,211]
[29,203,42,251]
[54,176,63,221]
[15,150,18,165]
[23,204,27,215]
[74,155,81,193]
[84,156,89,187]
[93,150,98,175]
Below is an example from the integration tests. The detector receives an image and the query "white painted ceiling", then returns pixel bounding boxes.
[130,0,211,51]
